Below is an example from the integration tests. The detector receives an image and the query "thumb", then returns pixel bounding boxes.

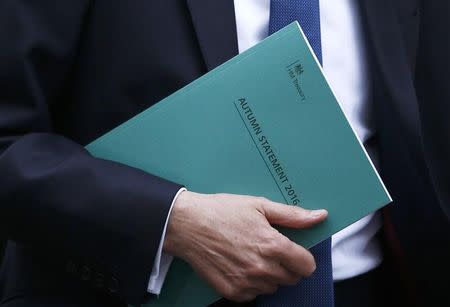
[261,200,328,229]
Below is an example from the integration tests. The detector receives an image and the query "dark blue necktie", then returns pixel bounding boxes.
[257,1,334,306]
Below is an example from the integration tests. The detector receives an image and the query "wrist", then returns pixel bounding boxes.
[162,190,196,257]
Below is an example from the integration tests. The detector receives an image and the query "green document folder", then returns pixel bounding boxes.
[86,22,392,307]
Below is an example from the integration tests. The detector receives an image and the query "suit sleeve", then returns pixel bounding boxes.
[415,1,450,220]
[0,1,182,305]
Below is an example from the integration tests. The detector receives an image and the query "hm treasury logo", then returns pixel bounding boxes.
[286,59,307,102]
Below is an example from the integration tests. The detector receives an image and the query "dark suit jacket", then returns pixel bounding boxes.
[0,0,449,306]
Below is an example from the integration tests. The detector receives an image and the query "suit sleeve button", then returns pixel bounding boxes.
[81,266,91,281]
[93,272,105,289]
[108,277,119,293]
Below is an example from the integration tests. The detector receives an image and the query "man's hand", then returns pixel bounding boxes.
[163,191,328,302]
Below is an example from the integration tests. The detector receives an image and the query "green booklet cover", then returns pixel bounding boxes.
[86,22,391,307]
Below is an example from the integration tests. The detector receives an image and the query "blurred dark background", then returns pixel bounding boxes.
[0,236,4,264]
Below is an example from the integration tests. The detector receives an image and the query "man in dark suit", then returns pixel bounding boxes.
[0,1,449,307]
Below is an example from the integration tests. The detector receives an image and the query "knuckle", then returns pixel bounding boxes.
[276,236,292,253]
[220,286,232,299]
[261,242,278,258]
[292,205,306,213]
[250,261,270,277]
[222,285,240,300]
[237,278,252,292]
[264,232,284,255]
[290,207,306,219]
[304,256,317,277]
[255,234,277,257]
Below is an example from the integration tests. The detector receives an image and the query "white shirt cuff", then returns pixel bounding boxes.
[147,187,187,295]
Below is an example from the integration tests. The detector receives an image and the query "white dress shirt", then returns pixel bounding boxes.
[149,0,383,293]
[234,0,382,281]
[147,188,185,294]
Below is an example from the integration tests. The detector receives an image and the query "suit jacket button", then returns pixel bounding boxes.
[108,277,119,293]
[81,266,91,281]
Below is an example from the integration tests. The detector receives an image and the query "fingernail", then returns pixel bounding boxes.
[310,209,327,218]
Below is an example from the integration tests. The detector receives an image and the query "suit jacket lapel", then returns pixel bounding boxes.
[359,0,422,150]
[186,0,239,71]
[186,0,424,154]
